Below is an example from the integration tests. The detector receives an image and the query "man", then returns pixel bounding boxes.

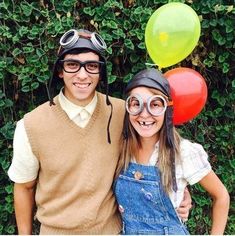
[8,29,191,234]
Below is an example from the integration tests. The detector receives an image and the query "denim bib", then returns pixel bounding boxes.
[114,162,189,235]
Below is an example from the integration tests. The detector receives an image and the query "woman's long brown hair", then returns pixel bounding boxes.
[115,89,182,194]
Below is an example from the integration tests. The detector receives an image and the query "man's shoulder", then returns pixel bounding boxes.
[24,96,58,120]
[97,92,125,106]
[109,95,125,104]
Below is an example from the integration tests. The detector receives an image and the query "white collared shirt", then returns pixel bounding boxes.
[131,139,212,209]
[8,91,97,183]
[59,90,97,127]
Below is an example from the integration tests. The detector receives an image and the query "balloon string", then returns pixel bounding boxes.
[145,63,162,72]
[145,63,157,66]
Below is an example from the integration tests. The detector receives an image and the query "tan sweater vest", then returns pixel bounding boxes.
[24,92,125,234]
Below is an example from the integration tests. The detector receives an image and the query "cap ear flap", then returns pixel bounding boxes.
[165,106,174,148]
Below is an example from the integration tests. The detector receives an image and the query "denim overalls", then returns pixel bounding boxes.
[114,162,189,235]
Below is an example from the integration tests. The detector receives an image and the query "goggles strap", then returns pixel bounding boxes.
[78,31,92,39]
[167,100,173,106]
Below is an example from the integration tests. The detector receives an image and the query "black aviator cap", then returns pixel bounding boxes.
[125,68,177,192]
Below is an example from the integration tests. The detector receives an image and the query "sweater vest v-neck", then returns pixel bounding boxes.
[24,92,125,234]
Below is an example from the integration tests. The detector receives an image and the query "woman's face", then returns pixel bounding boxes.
[128,87,165,142]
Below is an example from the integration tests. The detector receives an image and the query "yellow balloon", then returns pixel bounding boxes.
[145,3,201,68]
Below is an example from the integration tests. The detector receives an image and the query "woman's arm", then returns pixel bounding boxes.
[199,170,230,235]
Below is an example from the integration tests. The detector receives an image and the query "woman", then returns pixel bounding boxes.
[114,68,229,235]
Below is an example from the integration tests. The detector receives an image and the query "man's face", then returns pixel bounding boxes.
[59,51,101,106]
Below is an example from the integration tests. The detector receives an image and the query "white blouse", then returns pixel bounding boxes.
[132,139,212,209]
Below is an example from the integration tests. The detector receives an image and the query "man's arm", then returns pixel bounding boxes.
[177,188,192,221]
[14,180,37,235]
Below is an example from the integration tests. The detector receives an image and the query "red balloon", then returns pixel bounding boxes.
[164,67,207,125]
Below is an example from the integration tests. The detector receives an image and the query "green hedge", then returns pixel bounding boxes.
[0,0,234,234]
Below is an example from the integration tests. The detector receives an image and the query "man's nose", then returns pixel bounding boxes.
[76,66,88,79]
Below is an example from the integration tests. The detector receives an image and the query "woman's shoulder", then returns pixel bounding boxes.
[179,138,208,161]
[178,139,211,185]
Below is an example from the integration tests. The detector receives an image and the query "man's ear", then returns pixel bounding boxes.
[58,71,63,79]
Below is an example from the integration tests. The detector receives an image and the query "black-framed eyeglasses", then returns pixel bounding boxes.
[59,59,104,74]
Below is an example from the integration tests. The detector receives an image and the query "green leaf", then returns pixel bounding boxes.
[12,48,22,57]
[108,75,116,84]
[106,47,113,55]
[36,48,45,58]
[31,82,39,90]
[23,46,34,53]
[5,225,15,234]
[5,185,13,194]
[21,85,30,92]
[123,20,131,30]
[0,100,5,107]
[83,7,95,16]
[20,2,33,17]
[47,40,55,49]
[37,75,49,83]
[112,29,125,38]
[0,60,7,69]
[124,39,134,50]
[19,26,29,36]
[5,203,14,214]
[109,20,118,29]
[102,33,113,42]
[134,6,144,15]
[0,121,15,139]
[229,160,235,169]
[211,90,219,99]
[4,99,13,108]
[232,80,235,88]
[123,73,133,83]
[138,42,145,49]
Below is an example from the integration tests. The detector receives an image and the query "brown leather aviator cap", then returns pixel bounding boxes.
[125,68,170,97]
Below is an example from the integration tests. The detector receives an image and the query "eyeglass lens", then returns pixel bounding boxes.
[126,95,167,116]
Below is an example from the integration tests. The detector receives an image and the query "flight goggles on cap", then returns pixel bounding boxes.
[59,29,107,53]
[126,94,173,116]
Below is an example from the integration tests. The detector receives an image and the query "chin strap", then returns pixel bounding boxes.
[106,100,113,144]
[105,77,113,144]
[46,82,55,106]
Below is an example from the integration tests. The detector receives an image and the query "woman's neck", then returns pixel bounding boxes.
[136,136,159,165]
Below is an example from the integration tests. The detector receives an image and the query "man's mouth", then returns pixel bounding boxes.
[73,82,91,88]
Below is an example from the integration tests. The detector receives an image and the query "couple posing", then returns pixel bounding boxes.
[8,29,229,235]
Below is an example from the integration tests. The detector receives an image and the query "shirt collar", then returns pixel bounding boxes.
[58,88,97,120]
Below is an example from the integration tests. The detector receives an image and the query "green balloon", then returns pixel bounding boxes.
[145,2,201,68]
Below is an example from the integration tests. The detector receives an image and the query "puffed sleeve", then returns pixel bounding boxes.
[180,139,212,185]
[8,119,39,183]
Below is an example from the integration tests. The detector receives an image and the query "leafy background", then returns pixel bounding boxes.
[0,0,234,234]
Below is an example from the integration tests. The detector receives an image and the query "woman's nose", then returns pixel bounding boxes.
[139,105,151,117]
